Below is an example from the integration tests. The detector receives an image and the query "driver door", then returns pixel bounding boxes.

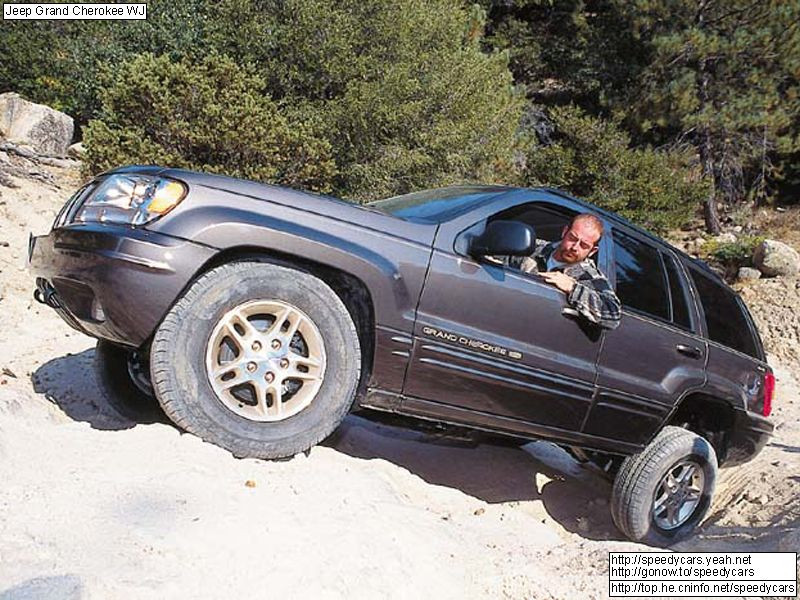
[403,202,604,432]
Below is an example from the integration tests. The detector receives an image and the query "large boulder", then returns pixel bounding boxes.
[0,93,74,156]
[753,239,800,277]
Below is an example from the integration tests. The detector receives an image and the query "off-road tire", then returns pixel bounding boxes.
[611,426,717,546]
[94,340,162,422]
[150,261,361,459]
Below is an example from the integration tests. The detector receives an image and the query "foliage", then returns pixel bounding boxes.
[83,53,336,192]
[700,236,765,271]
[480,0,648,112]
[0,0,216,124]
[617,0,800,230]
[73,0,524,199]
[518,106,708,234]
[7,0,794,219]
[241,0,525,200]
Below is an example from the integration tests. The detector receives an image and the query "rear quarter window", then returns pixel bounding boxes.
[663,252,693,331]
[687,267,761,358]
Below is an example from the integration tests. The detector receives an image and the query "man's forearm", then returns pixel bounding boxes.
[567,280,622,330]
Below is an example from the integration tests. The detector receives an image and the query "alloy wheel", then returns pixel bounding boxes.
[205,299,326,422]
[652,459,705,530]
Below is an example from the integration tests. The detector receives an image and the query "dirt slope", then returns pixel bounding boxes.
[0,162,797,599]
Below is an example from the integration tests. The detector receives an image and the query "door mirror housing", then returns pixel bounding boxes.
[469,220,537,258]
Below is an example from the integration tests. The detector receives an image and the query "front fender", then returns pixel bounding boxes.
[149,185,434,334]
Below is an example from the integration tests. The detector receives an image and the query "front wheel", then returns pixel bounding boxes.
[611,426,717,546]
[150,261,361,459]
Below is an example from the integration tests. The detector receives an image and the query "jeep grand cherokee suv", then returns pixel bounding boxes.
[28,166,774,545]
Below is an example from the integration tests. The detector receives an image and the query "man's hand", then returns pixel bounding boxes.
[540,271,576,294]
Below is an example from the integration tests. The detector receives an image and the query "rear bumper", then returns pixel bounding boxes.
[724,409,773,466]
[28,224,216,348]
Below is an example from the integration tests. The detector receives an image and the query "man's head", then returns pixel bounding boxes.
[555,213,604,264]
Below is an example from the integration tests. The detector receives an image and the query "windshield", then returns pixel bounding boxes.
[366,186,510,223]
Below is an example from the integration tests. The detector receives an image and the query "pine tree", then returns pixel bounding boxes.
[621,0,800,232]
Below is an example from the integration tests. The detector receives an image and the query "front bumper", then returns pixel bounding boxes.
[724,408,774,467]
[28,223,216,348]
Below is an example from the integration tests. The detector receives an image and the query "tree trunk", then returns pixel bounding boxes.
[696,0,722,234]
[699,128,722,234]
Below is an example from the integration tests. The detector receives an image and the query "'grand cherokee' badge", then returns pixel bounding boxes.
[422,326,522,360]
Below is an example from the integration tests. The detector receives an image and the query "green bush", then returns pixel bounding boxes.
[254,0,525,200]
[80,0,525,200]
[518,105,709,234]
[0,0,218,124]
[83,53,336,192]
[701,236,765,270]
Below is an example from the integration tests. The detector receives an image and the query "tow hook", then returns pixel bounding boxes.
[33,280,61,309]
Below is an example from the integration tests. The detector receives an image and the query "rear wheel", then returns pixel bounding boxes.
[150,261,361,459]
[611,426,717,546]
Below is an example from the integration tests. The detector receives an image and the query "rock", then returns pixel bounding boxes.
[716,232,737,243]
[753,239,800,277]
[0,141,36,159]
[738,267,762,281]
[67,142,85,158]
[733,225,743,233]
[0,92,74,156]
[38,156,79,169]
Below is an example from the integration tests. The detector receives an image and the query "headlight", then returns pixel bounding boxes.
[72,174,188,226]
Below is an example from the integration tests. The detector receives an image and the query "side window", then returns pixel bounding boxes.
[687,267,760,358]
[612,230,670,320]
[489,202,574,243]
[663,253,693,330]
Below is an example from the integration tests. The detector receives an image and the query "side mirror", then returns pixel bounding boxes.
[469,220,537,258]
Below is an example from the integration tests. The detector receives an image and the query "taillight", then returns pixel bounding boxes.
[763,371,775,417]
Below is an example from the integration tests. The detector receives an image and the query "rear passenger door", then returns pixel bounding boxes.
[582,229,707,446]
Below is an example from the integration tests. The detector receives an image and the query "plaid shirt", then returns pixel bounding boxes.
[507,240,622,330]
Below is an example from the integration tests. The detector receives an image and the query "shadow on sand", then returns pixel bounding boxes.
[324,413,621,541]
[33,349,620,540]
[31,348,166,431]
[0,575,83,600]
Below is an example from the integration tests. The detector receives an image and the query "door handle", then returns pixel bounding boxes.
[676,344,703,359]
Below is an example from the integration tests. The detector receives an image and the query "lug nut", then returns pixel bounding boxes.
[279,358,289,369]
[265,372,275,383]
[246,362,257,373]
[271,339,281,350]
[252,341,262,352]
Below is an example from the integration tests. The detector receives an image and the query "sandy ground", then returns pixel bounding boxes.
[0,162,798,599]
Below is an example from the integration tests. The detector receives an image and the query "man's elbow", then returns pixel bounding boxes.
[599,314,621,330]
[600,298,622,330]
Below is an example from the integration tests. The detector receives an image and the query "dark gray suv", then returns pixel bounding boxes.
[29,167,774,545]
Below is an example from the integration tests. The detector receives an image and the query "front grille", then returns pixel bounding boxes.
[53,182,97,229]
